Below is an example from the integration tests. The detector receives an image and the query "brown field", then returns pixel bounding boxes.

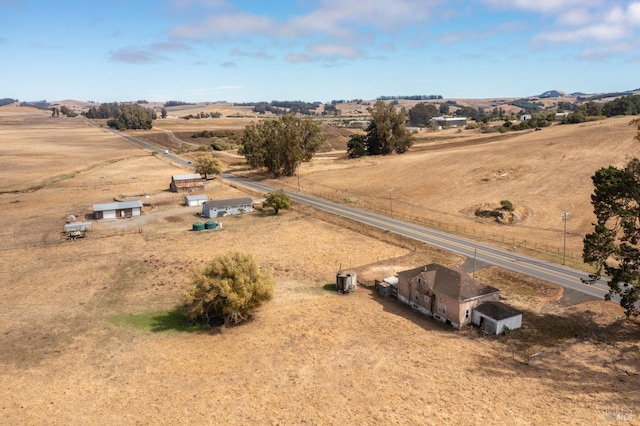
[1,106,639,425]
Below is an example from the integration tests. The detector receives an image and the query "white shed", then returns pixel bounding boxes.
[93,200,143,219]
[472,301,523,334]
[185,194,208,207]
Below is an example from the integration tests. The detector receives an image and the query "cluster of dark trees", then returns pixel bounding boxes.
[20,100,50,110]
[239,113,325,177]
[83,102,156,130]
[562,95,640,124]
[51,106,77,117]
[377,95,443,101]
[509,99,545,112]
[235,100,321,115]
[347,101,413,158]
[164,100,194,107]
[182,111,222,119]
[577,91,636,102]
[0,98,17,106]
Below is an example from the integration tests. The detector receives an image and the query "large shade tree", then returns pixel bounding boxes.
[194,153,223,179]
[183,252,275,325]
[263,189,291,214]
[240,113,324,178]
[583,119,640,316]
[347,101,413,158]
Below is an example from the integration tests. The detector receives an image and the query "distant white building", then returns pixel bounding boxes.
[184,194,208,207]
[93,200,143,219]
[520,114,532,121]
[430,116,467,127]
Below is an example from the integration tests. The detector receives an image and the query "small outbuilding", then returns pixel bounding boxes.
[185,194,208,207]
[336,270,357,293]
[201,198,253,218]
[93,200,143,219]
[472,301,523,335]
[377,276,398,296]
[170,174,205,192]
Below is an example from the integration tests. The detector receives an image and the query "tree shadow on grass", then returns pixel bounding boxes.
[148,310,206,333]
[110,309,219,334]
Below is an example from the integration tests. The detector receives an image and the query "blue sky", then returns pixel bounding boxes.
[1,0,639,103]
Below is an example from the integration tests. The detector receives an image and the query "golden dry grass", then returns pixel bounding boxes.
[1,106,639,425]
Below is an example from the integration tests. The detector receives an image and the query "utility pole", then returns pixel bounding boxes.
[387,188,394,218]
[562,211,569,265]
[297,161,301,192]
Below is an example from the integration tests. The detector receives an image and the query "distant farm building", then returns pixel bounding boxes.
[64,221,92,239]
[201,198,253,218]
[93,200,143,220]
[336,270,357,293]
[555,112,569,121]
[472,301,523,334]
[430,116,467,128]
[519,114,532,121]
[347,120,370,128]
[170,174,205,192]
[184,194,208,207]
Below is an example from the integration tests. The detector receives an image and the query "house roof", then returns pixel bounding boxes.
[185,194,208,201]
[397,263,500,301]
[172,174,202,181]
[93,200,143,211]
[203,198,253,209]
[474,301,523,320]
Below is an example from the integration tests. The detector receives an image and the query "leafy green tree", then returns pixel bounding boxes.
[263,189,291,214]
[439,103,450,115]
[160,107,167,118]
[183,252,275,325]
[583,155,640,316]
[408,103,439,127]
[365,101,413,155]
[60,105,77,117]
[239,113,324,178]
[106,104,153,130]
[578,101,603,117]
[194,154,223,179]
[347,133,367,158]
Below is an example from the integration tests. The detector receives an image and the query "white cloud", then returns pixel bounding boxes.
[285,53,312,63]
[172,13,275,38]
[482,0,601,14]
[109,46,165,64]
[171,0,439,40]
[537,23,630,43]
[307,43,361,58]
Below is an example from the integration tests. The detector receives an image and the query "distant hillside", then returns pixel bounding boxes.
[538,90,566,98]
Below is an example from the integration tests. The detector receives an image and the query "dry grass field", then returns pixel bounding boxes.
[1,106,639,425]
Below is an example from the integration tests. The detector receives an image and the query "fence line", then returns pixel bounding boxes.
[306,189,577,262]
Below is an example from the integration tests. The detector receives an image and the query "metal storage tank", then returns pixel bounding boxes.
[204,221,218,230]
[192,222,205,231]
[336,270,357,293]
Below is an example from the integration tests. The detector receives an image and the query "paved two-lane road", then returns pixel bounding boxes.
[223,174,614,303]
[104,124,614,303]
